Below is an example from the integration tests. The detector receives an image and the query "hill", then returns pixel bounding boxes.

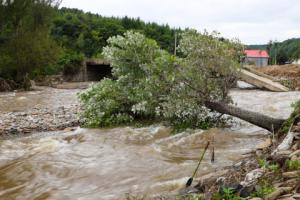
[51,8,182,58]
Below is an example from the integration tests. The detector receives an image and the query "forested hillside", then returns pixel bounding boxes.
[51,8,182,58]
[246,44,267,50]
[267,38,300,64]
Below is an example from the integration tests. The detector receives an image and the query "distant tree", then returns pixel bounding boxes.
[267,38,300,65]
[0,0,61,86]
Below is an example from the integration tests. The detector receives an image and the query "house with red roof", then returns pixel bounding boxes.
[244,50,269,67]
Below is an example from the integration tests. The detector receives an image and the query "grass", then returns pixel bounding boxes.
[258,159,280,172]
[286,159,300,170]
[251,181,274,199]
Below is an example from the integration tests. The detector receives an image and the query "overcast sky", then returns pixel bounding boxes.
[60,0,300,44]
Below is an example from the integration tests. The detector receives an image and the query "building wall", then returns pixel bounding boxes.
[293,59,300,64]
[245,57,268,67]
[63,61,87,82]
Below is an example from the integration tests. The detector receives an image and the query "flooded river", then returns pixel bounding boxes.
[0,87,300,199]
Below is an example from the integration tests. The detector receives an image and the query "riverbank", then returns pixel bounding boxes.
[255,64,300,90]
[0,105,81,136]
[181,112,300,200]
[0,86,82,137]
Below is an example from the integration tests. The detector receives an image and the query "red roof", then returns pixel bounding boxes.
[244,50,269,58]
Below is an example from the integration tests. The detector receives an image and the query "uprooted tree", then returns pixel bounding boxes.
[79,30,285,132]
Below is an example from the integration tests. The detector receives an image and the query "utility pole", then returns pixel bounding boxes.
[174,32,177,56]
[274,42,277,65]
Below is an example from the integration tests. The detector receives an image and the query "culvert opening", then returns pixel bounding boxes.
[86,63,112,81]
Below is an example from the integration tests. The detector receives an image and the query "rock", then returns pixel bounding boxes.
[278,193,295,200]
[282,170,300,179]
[290,150,300,158]
[256,149,264,157]
[292,143,299,151]
[277,150,294,156]
[278,196,295,200]
[216,177,226,185]
[293,193,300,199]
[267,154,289,167]
[256,138,272,149]
[64,127,76,132]
[273,131,295,155]
[291,155,300,161]
[265,187,293,200]
[295,133,300,140]
[195,170,229,190]
[279,178,300,187]
[239,185,255,198]
[241,169,265,186]
[178,186,201,195]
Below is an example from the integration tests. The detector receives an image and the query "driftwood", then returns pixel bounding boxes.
[204,101,286,133]
[272,125,295,155]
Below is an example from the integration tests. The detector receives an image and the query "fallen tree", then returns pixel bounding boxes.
[204,101,285,132]
[80,30,287,132]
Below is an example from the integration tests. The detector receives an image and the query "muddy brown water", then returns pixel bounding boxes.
[0,87,300,200]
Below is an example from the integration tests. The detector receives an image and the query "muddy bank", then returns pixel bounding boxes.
[184,117,300,200]
[255,64,300,90]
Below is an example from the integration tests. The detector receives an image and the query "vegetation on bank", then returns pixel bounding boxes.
[0,0,62,87]
[280,100,300,134]
[79,30,243,129]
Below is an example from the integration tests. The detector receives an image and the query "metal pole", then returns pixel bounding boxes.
[174,32,177,56]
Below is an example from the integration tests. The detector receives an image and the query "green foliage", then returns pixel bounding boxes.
[286,159,300,170]
[281,100,300,134]
[258,159,279,172]
[213,187,246,200]
[251,181,274,198]
[79,30,243,129]
[267,38,300,65]
[51,8,181,57]
[59,50,84,75]
[258,159,268,169]
[161,30,242,129]
[0,0,61,85]
[79,79,134,127]
[80,31,177,127]
[178,195,204,200]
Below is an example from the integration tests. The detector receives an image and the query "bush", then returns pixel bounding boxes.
[79,79,134,127]
[281,100,300,134]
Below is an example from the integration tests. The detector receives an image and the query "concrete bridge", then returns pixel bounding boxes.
[239,66,289,92]
[64,59,111,82]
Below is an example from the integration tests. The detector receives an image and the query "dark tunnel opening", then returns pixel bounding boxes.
[86,63,112,81]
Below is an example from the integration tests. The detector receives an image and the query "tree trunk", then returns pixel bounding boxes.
[204,101,286,133]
